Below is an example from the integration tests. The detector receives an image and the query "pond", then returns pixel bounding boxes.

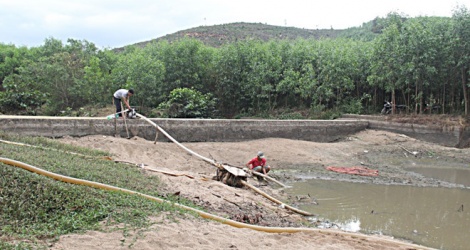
[405,167,470,188]
[286,179,470,250]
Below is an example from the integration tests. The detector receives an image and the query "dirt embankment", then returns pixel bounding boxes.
[367,114,467,127]
[48,128,468,249]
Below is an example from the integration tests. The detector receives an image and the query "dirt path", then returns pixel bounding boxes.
[51,129,468,249]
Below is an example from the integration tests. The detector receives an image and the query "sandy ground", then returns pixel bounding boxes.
[48,129,467,250]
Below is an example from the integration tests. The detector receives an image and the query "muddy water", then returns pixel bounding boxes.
[287,179,470,250]
[406,167,470,187]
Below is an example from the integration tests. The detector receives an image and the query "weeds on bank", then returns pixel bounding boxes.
[0,241,44,250]
[0,131,109,158]
[0,132,199,248]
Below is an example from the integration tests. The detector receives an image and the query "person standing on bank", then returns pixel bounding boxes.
[113,88,134,117]
[246,151,271,179]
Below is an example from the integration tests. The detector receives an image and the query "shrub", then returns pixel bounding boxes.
[157,88,216,118]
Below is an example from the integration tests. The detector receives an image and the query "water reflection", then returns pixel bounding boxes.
[406,167,470,187]
[315,217,361,232]
[287,179,470,250]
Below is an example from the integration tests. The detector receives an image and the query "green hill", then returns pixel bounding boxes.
[118,20,384,50]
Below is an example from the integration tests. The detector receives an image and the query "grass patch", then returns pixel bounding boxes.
[0,132,198,248]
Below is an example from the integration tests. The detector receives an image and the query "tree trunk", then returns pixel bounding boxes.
[442,80,446,114]
[401,91,407,114]
[374,87,378,107]
[451,78,456,113]
[414,81,419,115]
[406,86,411,114]
[462,67,469,115]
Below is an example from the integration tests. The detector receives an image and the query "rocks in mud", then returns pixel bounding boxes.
[230,213,263,224]
[294,194,319,205]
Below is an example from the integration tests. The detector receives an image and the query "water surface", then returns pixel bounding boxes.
[406,167,470,187]
[287,179,470,250]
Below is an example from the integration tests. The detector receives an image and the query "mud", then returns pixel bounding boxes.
[59,129,470,227]
[54,128,470,249]
[276,133,470,190]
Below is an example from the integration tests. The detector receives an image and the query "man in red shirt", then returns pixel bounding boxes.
[246,151,271,179]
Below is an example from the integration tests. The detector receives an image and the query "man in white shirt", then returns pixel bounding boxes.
[113,89,134,117]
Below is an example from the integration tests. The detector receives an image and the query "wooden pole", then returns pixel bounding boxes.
[113,97,117,136]
[154,129,159,144]
[121,103,130,139]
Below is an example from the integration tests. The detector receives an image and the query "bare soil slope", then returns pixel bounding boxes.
[50,128,467,249]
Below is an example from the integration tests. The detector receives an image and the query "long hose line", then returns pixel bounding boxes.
[134,114,313,216]
[135,113,287,187]
[0,157,432,249]
[136,114,214,163]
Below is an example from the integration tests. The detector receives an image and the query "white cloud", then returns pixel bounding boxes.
[0,0,469,48]
[43,13,73,29]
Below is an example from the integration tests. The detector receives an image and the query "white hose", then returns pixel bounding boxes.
[135,113,309,215]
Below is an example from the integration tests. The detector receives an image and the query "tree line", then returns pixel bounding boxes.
[1,7,470,119]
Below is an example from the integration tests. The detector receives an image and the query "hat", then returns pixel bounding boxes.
[257,151,264,158]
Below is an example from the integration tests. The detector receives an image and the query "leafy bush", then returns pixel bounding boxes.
[339,98,363,114]
[0,75,46,114]
[158,88,216,118]
[309,104,342,119]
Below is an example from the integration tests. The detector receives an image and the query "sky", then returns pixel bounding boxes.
[0,0,468,49]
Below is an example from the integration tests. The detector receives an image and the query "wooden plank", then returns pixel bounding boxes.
[223,165,247,177]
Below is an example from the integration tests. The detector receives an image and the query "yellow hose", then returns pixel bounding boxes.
[0,157,432,249]
[0,157,303,232]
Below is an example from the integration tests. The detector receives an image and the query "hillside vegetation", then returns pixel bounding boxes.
[122,20,382,50]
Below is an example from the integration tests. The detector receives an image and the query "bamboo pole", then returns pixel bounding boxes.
[121,103,130,139]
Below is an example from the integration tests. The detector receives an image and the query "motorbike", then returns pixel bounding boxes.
[381,101,407,115]
[381,101,392,115]
[423,103,441,114]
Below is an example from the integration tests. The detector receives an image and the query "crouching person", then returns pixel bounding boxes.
[246,151,271,181]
